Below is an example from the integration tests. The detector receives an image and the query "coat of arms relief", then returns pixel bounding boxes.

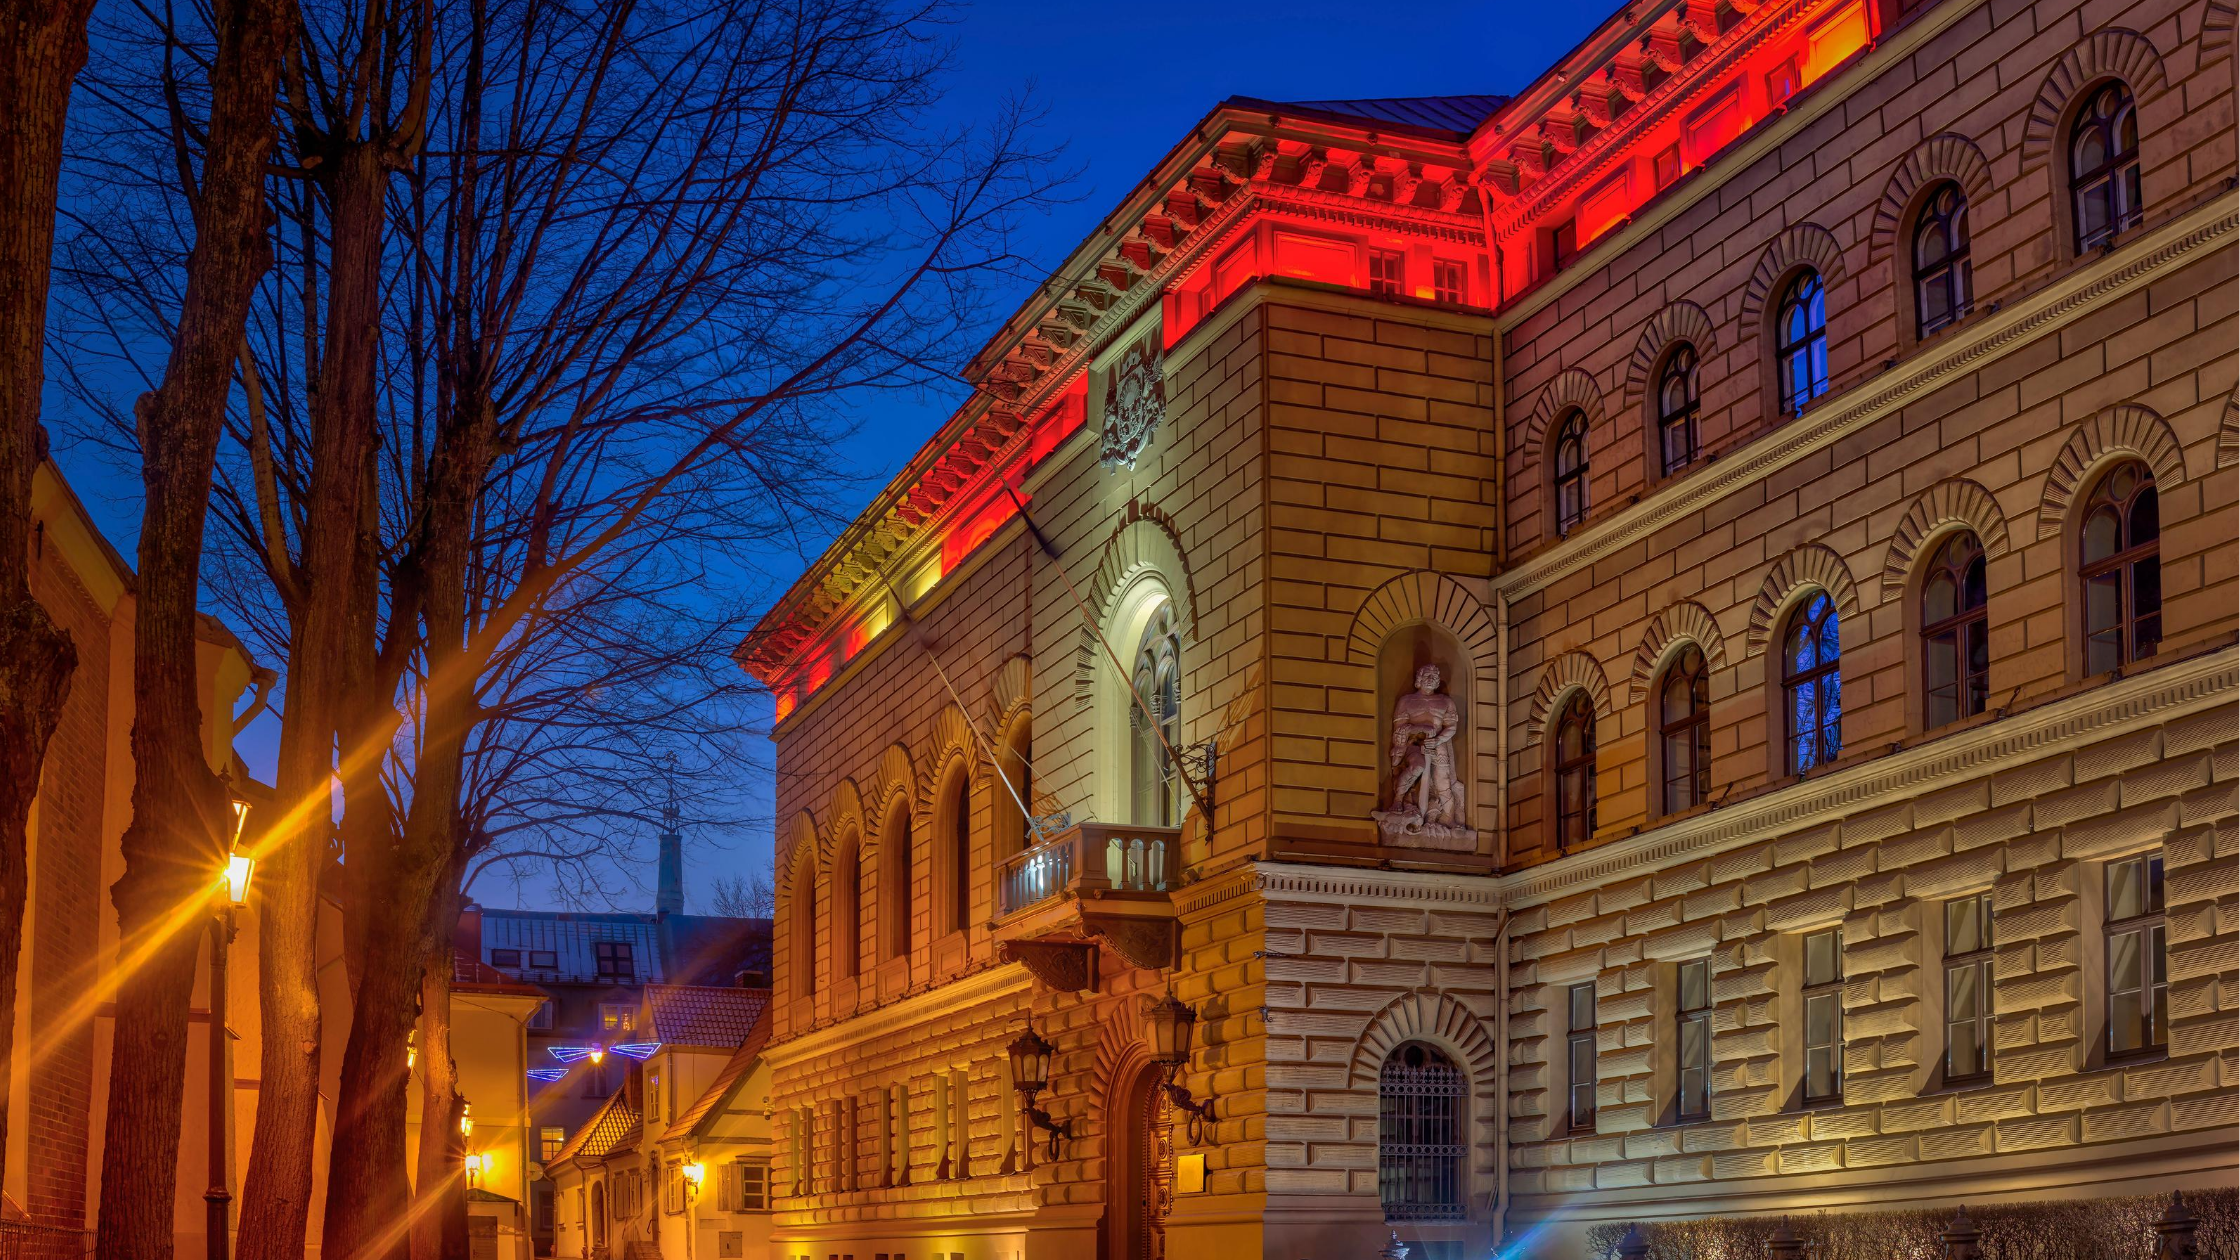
[1099,336,1165,471]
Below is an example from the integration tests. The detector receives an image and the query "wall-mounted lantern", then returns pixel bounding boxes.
[1141,991,1217,1144]
[1006,1020,1072,1160]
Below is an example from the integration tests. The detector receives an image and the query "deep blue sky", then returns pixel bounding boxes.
[46,0,1606,909]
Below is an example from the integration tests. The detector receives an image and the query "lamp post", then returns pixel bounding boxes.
[207,792,253,1260]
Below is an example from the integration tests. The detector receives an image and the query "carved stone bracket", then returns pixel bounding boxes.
[999,939,1099,992]
[1084,914,1177,972]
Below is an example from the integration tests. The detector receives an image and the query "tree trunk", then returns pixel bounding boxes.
[412,876,466,1260]
[93,0,290,1253]
[0,0,91,1203]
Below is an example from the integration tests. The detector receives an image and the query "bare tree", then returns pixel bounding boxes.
[708,871,775,920]
[0,0,90,1200]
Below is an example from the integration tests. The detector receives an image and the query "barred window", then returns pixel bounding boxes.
[1567,983,1598,1131]
[1378,1043,1466,1222]
[1802,928,1843,1103]
[1676,958,1712,1121]
[1944,891,1994,1082]
[2105,854,2167,1057]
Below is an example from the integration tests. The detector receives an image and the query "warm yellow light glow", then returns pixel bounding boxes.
[460,1104,473,1137]
[221,851,255,906]
[588,1049,605,1063]
[229,796,251,845]
[682,1162,705,1188]
[408,1029,418,1070]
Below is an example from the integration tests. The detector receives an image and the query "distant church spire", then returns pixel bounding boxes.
[656,761,684,916]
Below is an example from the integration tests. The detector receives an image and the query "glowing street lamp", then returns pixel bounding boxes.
[206,787,255,1260]
[1005,1019,1071,1161]
[464,1152,489,1189]
[1140,991,1217,1144]
[460,1103,474,1138]
[681,1162,705,1200]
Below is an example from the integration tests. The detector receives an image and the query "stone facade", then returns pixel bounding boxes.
[743,0,2238,1257]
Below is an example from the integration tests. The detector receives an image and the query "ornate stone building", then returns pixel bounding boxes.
[740,0,2238,1256]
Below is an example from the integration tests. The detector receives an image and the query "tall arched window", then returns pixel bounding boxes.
[1921,531,1988,729]
[1656,344,1700,477]
[1550,694,1596,852]
[883,804,913,960]
[1377,1043,1465,1223]
[1912,182,1972,337]
[1658,645,1710,815]
[1130,600,1182,827]
[2070,81,2141,252]
[2080,460,2160,673]
[944,765,973,934]
[789,851,818,998]
[1781,592,1842,775]
[1552,409,1590,536]
[833,837,861,981]
[994,715,1033,857]
[1774,270,1828,416]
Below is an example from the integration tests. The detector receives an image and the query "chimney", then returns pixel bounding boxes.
[656,809,684,917]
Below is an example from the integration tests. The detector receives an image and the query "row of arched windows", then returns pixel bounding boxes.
[1547,78,2147,541]
[785,594,1188,1004]
[1547,458,2164,849]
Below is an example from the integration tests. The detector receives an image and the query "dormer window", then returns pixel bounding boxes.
[596,941,635,980]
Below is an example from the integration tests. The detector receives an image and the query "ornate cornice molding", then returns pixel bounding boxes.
[1495,197,2239,601]
[1498,647,2238,909]
[1247,860,1505,911]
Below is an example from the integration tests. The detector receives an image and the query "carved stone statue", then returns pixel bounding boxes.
[1371,663,1477,851]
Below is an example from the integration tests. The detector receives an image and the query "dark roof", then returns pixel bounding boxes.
[665,1010,771,1141]
[452,954,548,999]
[658,916,773,987]
[645,985,769,1047]
[472,910,770,988]
[466,1188,520,1205]
[1239,95,1509,136]
[552,1091,642,1164]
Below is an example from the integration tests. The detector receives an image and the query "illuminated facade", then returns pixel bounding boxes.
[741,0,2238,1256]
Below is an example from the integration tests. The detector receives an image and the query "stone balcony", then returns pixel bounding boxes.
[991,821,1181,989]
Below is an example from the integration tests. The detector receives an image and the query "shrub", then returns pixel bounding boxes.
[1582,1187,2237,1260]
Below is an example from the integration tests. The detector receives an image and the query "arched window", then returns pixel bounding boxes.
[1129,600,1182,827]
[1551,409,1590,536]
[2070,81,2141,252]
[1656,344,1700,477]
[882,806,913,960]
[943,765,973,934]
[2080,460,2160,673]
[1912,182,1972,337]
[1774,270,1828,416]
[1377,1043,1465,1223]
[994,716,1034,857]
[1781,592,1842,775]
[789,851,818,998]
[1658,644,1710,815]
[1921,531,1989,729]
[1550,694,1596,852]
[833,837,861,981]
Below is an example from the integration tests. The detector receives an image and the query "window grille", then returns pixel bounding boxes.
[1802,928,1843,1102]
[1567,983,1597,1131]
[540,1126,565,1163]
[1944,891,1994,1081]
[2105,855,2167,1056]
[1676,958,1712,1121]
[1378,1043,1466,1222]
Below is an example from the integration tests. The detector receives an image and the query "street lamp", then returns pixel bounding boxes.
[207,788,254,1260]
[460,1102,474,1138]
[1005,1019,1071,1162]
[1140,991,1217,1144]
[681,1162,705,1200]
[465,1152,489,1189]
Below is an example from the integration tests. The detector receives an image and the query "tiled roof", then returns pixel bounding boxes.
[1260,95,1509,135]
[551,1091,642,1164]
[644,986,769,1048]
[665,1010,771,1141]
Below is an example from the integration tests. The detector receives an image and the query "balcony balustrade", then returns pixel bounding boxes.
[992,821,1182,980]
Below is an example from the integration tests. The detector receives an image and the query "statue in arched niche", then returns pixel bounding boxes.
[1371,663,1475,849]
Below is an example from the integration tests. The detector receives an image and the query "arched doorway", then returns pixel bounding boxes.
[1105,1060,1173,1260]
[589,1180,607,1255]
